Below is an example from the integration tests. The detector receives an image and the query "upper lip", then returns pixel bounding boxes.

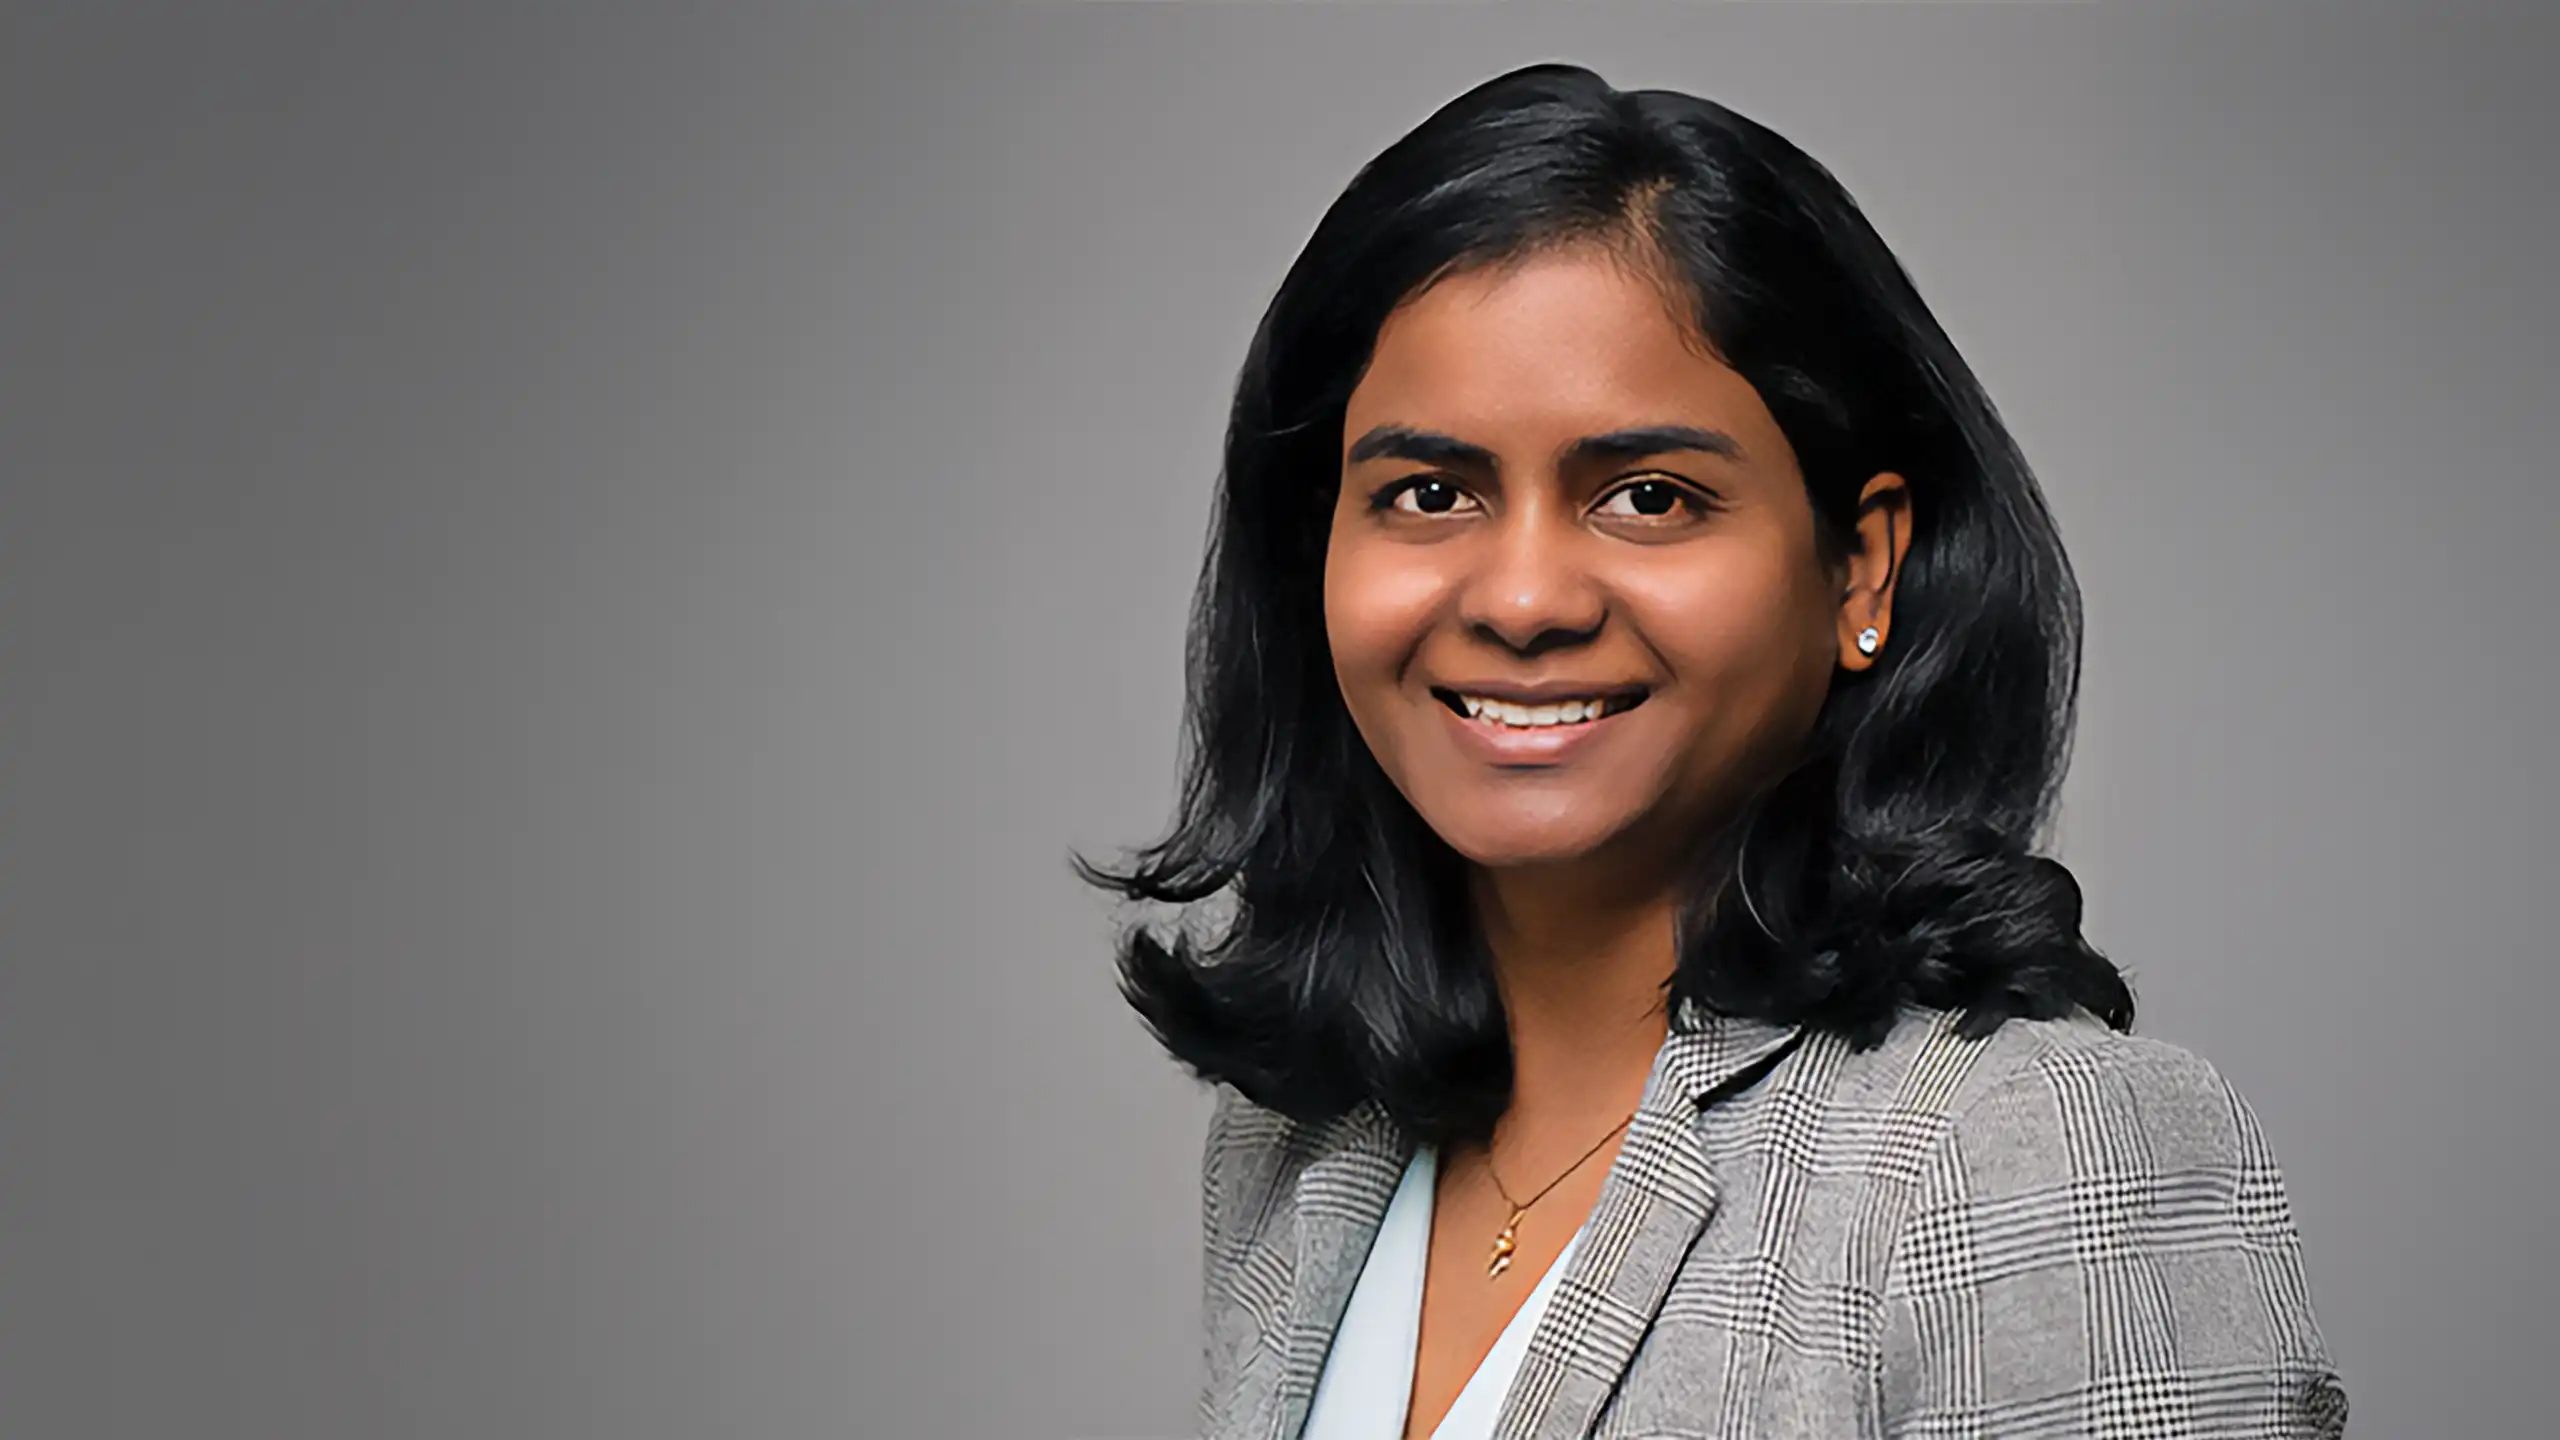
[1430,679,1652,704]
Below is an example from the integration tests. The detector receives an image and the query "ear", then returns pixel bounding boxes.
[1835,472,1913,673]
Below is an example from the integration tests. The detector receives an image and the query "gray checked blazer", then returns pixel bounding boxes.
[1198,1003,2346,1440]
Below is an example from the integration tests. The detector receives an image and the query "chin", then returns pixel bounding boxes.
[1422,799,1632,871]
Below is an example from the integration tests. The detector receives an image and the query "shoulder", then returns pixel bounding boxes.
[1203,1081,1303,1185]
[1198,1082,1309,1254]
[1860,1013,2346,1434]
[1896,1012,2315,1264]
[1810,1007,2281,1168]
[1875,1010,2291,1193]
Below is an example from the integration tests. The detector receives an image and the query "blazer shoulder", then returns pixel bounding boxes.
[1200,1082,1301,1251]
[1874,1015,2346,1433]
[1204,1080,1302,1176]
[1819,1010,2300,1193]
[1927,1014,2285,1175]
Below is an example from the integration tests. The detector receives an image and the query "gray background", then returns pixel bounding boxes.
[3,3,2552,1436]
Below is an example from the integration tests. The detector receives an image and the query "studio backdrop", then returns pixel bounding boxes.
[3,4,2552,1437]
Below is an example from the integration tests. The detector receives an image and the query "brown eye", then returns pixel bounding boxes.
[1595,478,1698,520]
[1385,478,1480,516]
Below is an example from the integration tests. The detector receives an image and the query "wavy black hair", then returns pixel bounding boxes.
[1077,63,2133,1146]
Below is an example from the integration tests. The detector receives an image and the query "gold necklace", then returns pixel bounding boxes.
[1483,1110,1635,1280]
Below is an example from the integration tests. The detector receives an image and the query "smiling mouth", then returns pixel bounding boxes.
[1430,686,1651,730]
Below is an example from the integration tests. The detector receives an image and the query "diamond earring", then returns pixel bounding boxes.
[1856,626,1880,656]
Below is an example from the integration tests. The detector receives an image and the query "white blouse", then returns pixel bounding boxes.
[1300,1144,1589,1440]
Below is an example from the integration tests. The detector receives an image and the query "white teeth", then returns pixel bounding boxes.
[1458,695,1612,727]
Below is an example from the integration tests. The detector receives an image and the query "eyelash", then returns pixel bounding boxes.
[1370,476,1477,515]
[1369,474,1719,520]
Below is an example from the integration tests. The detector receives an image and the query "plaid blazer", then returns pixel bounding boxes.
[1198,1004,2346,1440]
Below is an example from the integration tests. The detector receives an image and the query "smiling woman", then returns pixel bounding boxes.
[1076,62,2344,1440]
[1327,253,1902,884]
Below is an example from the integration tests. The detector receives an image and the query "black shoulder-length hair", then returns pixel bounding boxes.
[1077,63,2133,1147]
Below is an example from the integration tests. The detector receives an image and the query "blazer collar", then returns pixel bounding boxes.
[1657,996,1806,1108]
[1494,1003,1802,1440]
[1265,1093,1410,1440]
[1258,1004,1805,1440]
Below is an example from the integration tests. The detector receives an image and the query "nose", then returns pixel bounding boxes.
[1457,500,1605,657]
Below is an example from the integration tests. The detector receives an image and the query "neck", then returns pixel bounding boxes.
[1470,859,1682,1132]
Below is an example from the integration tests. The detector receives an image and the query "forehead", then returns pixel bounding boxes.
[1344,247,1773,456]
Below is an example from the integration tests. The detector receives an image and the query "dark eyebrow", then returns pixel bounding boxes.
[1343,422,1744,470]
[1566,424,1745,465]
[1344,424,1497,469]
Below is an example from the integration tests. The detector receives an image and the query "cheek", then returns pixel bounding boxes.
[1321,532,1449,687]
[1629,545,1835,705]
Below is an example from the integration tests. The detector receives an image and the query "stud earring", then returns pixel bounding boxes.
[1856,627,1880,656]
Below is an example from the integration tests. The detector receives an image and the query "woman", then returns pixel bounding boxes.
[1080,64,2345,1440]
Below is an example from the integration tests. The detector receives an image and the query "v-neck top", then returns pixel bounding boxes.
[1299,1144,1590,1440]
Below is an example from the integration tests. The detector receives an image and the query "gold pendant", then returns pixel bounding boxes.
[1487,1208,1524,1280]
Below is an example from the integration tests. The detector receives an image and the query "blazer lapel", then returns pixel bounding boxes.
[1492,1005,1804,1440]
[1263,1096,1413,1440]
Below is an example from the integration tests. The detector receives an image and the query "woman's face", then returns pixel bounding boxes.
[1325,243,1902,884]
